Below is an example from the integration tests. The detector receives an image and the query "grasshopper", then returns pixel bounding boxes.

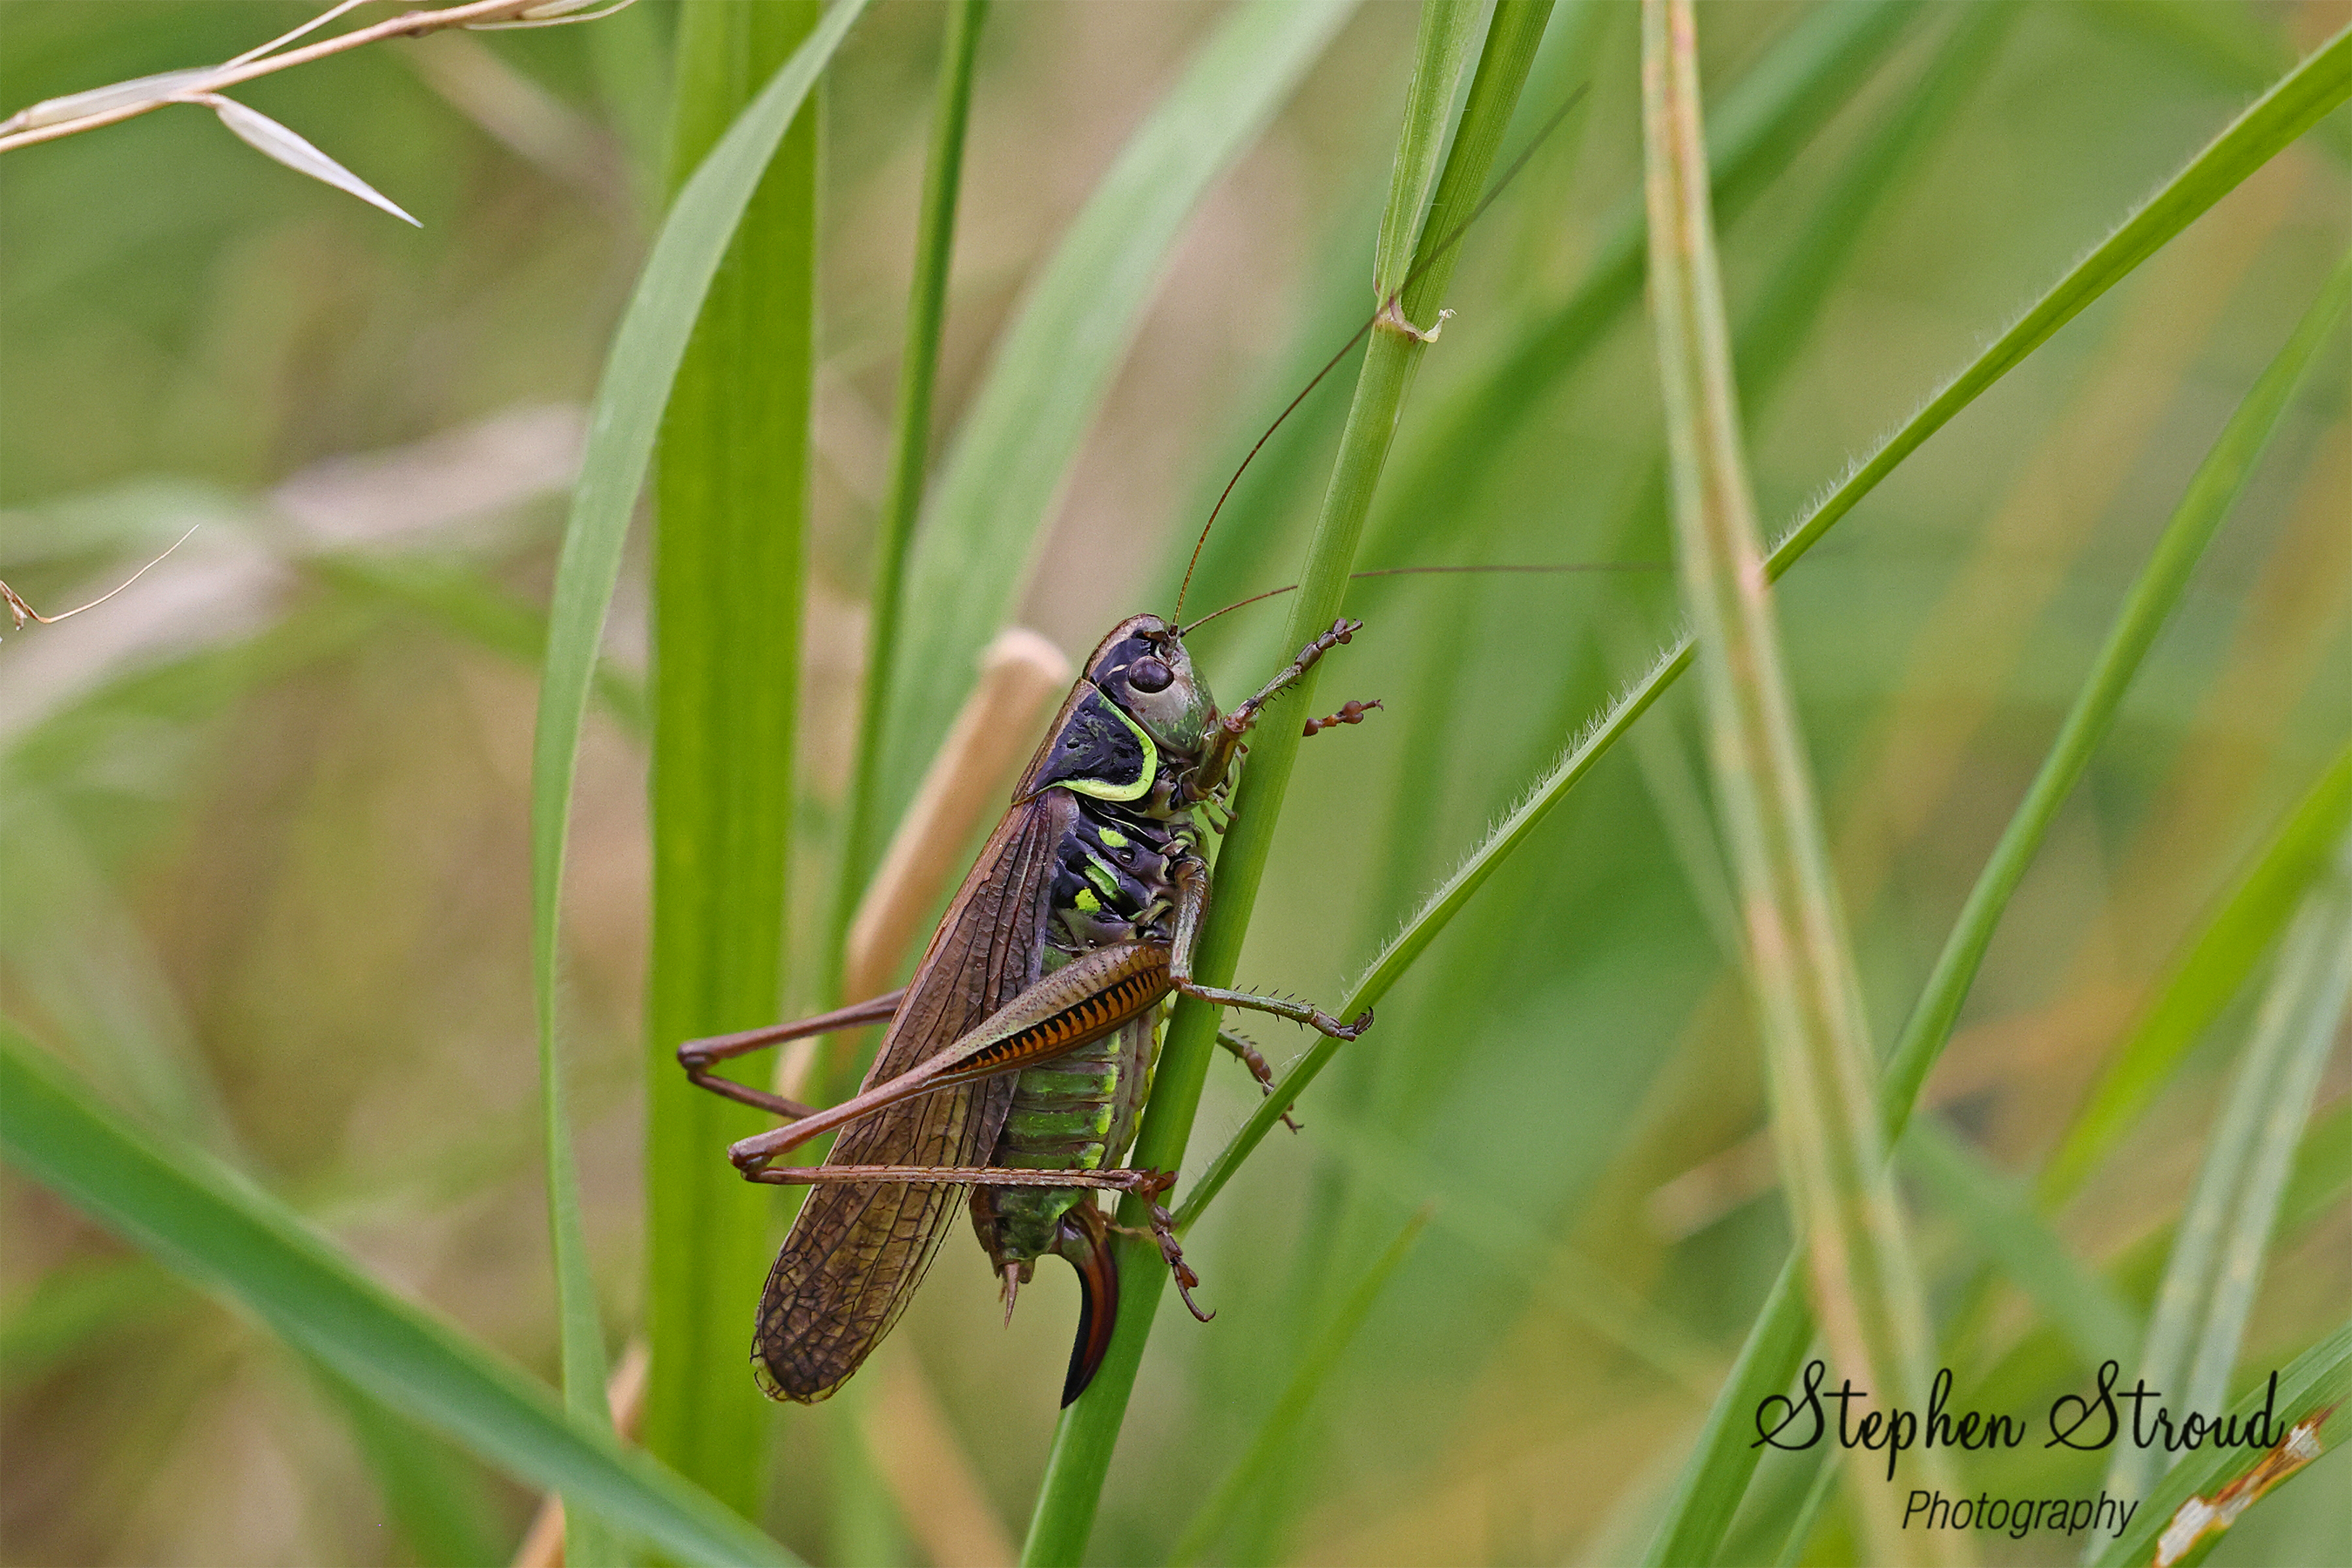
[679,613,1376,1404]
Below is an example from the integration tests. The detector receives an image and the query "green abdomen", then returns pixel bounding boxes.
[973,1010,1159,1272]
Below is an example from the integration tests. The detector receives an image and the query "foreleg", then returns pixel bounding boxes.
[1190,618,1363,795]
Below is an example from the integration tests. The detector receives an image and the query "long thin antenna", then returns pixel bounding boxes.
[1179,559,1664,636]
[1173,84,1593,620]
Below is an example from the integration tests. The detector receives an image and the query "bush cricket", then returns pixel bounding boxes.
[679,611,1378,1404]
[678,84,1613,1408]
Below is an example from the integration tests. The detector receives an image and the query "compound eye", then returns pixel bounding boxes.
[1127,657,1173,693]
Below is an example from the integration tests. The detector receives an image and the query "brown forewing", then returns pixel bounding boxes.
[754,787,1077,1402]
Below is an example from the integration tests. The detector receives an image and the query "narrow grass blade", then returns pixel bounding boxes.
[524,0,868,1543]
[1879,252,2352,1132]
[1374,0,1486,301]
[1365,0,1924,566]
[1019,8,1558,1562]
[2182,856,2351,1415]
[830,0,988,997]
[1166,1208,1430,1565]
[2040,740,2352,1202]
[640,0,823,1524]
[1642,4,1944,1558]
[2085,1320,2352,1568]
[1188,19,2352,1231]
[1639,239,2352,1568]
[0,1026,795,1568]
[1639,235,2352,1568]
[1900,1116,2140,1369]
[875,0,1356,828]
[1770,24,2351,572]
[2107,831,2352,1504]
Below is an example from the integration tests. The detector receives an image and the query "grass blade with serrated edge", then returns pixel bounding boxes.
[1019,6,1556,1562]
[2106,831,2352,1506]
[1637,229,2352,1568]
[2085,1319,2352,1568]
[1642,4,1944,1559]
[1166,1208,1431,1566]
[827,0,987,1015]
[524,0,868,1546]
[2040,740,2352,1202]
[1183,17,2352,1236]
[641,0,822,1524]
[872,0,1356,832]
[0,1026,795,1568]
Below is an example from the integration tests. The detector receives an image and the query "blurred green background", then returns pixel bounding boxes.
[2,2,2346,1564]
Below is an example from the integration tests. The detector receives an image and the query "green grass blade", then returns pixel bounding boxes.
[2040,740,2352,1203]
[1374,0,1486,302]
[1641,6,1943,1558]
[2107,832,2352,1504]
[2182,857,2352,1414]
[2085,1319,2352,1568]
[1900,1117,2141,1369]
[1637,239,2352,1568]
[0,1025,795,1568]
[874,0,1356,826]
[829,0,987,995]
[1166,1208,1430,1566]
[1364,0,1924,566]
[1186,19,2352,1230]
[1018,8,1557,1561]
[1639,1252,1807,1568]
[522,0,866,1536]
[1878,252,2352,1134]
[641,0,824,1522]
[1769,23,2352,571]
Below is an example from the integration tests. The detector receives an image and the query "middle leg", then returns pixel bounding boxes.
[1166,858,1373,1041]
[1217,1028,1302,1132]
